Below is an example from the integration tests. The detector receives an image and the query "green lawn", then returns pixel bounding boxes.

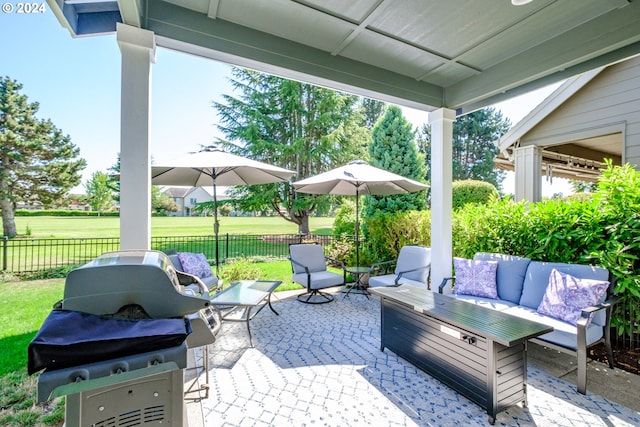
[0,280,64,376]
[15,216,335,238]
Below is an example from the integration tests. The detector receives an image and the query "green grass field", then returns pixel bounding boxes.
[15,216,335,238]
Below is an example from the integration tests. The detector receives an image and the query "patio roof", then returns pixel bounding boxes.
[50,0,640,113]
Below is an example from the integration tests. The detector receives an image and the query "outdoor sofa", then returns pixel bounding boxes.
[439,252,617,394]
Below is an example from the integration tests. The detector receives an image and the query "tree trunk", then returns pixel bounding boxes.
[298,214,310,235]
[1,198,17,237]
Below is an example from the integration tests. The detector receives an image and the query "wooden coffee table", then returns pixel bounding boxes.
[209,280,281,347]
[370,285,553,424]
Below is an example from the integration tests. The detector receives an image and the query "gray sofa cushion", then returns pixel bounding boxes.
[503,305,605,349]
[473,252,531,304]
[519,262,609,326]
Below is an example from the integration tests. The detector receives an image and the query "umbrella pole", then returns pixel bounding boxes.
[355,189,360,266]
[213,181,220,277]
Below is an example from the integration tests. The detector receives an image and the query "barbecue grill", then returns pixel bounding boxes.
[29,250,220,427]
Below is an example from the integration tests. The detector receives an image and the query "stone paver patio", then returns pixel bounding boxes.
[187,291,640,426]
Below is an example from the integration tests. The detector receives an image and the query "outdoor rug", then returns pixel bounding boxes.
[194,292,640,426]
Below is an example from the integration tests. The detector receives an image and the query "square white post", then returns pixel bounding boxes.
[117,24,156,250]
[429,108,456,292]
[514,146,542,202]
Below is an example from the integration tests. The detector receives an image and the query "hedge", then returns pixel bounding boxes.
[359,162,640,337]
[15,210,119,217]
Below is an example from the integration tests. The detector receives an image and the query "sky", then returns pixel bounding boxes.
[1,8,570,197]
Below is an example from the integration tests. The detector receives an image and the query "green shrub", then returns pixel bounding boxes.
[364,210,431,263]
[447,162,639,338]
[220,258,263,284]
[333,199,356,236]
[592,161,640,335]
[452,180,499,210]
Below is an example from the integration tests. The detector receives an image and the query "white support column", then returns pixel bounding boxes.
[429,108,456,293]
[514,145,542,203]
[117,23,156,250]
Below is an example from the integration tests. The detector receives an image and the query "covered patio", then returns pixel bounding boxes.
[48,0,640,289]
[185,290,640,426]
[44,1,640,425]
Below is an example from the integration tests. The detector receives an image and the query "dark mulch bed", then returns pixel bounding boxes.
[589,341,640,375]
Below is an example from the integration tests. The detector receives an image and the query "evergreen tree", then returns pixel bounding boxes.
[416,107,510,190]
[0,77,86,236]
[108,154,121,202]
[363,105,427,218]
[214,68,368,234]
[359,98,385,129]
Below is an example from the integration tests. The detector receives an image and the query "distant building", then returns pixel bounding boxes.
[162,186,232,217]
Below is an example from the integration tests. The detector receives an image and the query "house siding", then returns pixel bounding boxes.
[521,56,640,167]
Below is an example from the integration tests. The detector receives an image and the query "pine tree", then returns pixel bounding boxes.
[0,76,86,236]
[363,105,427,217]
[214,68,369,234]
[417,107,510,190]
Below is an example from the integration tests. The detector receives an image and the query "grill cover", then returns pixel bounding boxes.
[28,310,191,375]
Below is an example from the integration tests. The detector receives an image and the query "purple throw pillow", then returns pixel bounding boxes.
[177,252,213,279]
[537,269,609,326]
[453,258,499,299]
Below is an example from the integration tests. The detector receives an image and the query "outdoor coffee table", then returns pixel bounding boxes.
[344,266,372,298]
[370,285,553,424]
[209,280,281,347]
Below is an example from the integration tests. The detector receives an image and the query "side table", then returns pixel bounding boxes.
[344,266,371,298]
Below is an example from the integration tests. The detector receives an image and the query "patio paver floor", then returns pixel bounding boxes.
[187,290,640,426]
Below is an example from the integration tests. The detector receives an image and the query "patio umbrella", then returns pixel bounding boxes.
[151,146,295,274]
[293,160,428,265]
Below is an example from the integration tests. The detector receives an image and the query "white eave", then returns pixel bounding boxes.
[496,67,605,156]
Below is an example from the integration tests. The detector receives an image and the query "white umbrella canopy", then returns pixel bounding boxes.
[151,147,295,187]
[293,160,427,196]
[151,146,295,273]
[293,160,428,265]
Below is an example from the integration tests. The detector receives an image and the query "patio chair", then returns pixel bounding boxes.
[368,245,431,288]
[289,243,345,304]
[166,250,223,294]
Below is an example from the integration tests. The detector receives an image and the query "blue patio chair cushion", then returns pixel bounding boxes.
[290,244,328,274]
[292,270,344,290]
[394,245,431,283]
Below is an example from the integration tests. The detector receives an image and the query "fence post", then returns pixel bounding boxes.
[2,236,7,271]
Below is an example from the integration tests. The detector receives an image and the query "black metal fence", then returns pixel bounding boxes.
[1,234,344,273]
[3,234,637,350]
